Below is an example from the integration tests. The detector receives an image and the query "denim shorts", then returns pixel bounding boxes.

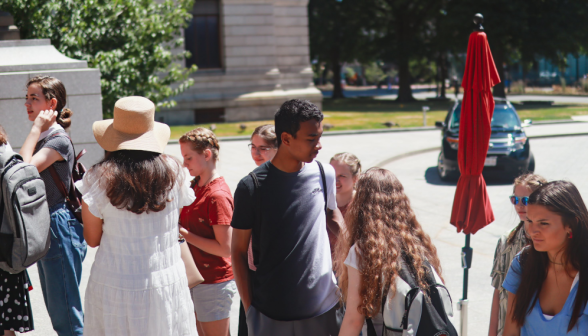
[190,279,237,322]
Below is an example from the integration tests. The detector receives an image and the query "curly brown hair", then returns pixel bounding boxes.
[0,124,7,146]
[335,168,442,318]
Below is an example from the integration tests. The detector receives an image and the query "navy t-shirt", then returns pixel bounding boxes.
[231,160,339,321]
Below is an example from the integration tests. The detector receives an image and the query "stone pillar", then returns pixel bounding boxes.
[0,11,20,41]
[160,0,322,125]
[0,39,103,165]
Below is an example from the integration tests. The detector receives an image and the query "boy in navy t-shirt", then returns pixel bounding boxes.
[231,99,343,336]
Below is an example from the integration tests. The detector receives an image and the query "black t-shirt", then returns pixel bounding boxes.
[231,160,339,321]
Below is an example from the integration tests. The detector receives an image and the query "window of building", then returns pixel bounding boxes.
[185,0,221,69]
[195,108,225,124]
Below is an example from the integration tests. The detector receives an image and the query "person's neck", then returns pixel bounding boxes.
[271,147,304,173]
[336,190,354,208]
[197,167,219,187]
[546,250,578,274]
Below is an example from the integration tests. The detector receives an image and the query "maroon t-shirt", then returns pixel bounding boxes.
[180,177,234,284]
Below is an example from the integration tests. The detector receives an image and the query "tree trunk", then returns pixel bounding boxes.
[492,45,506,98]
[440,53,448,99]
[397,55,415,102]
[331,59,345,99]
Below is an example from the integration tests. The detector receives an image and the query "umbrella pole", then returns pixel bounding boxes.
[459,233,473,336]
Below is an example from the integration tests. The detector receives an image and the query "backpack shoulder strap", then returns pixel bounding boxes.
[0,148,21,169]
[47,165,69,199]
[316,161,328,213]
[249,171,262,266]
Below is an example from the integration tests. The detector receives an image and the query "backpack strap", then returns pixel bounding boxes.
[316,161,328,213]
[249,171,262,266]
[47,166,69,199]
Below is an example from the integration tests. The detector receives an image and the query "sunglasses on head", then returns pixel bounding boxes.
[510,196,529,206]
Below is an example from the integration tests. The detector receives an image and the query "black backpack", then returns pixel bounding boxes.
[366,258,457,336]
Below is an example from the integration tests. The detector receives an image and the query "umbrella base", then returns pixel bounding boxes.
[457,299,469,336]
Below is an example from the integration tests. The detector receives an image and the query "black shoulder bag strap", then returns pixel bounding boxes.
[316,161,328,212]
[249,171,262,266]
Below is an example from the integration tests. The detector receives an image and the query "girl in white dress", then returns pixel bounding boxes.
[78,96,197,336]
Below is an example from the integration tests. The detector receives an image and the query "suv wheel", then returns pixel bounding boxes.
[437,152,450,181]
[527,153,535,173]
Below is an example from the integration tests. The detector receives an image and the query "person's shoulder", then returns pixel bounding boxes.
[319,160,335,177]
[209,179,233,200]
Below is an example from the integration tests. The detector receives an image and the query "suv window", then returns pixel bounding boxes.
[449,104,521,131]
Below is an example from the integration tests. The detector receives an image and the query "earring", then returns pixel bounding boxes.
[568,231,573,239]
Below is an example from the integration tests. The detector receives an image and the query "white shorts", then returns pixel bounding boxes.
[190,280,237,322]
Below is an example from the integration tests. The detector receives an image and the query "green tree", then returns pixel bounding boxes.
[372,0,445,102]
[444,0,588,97]
[3,0,197,117]
[308,0,378,99]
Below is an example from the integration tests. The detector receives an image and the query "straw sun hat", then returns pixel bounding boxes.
[92,96,170,153]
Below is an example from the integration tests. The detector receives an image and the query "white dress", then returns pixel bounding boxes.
[77,165,197,336]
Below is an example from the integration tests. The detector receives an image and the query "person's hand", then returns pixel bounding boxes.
[33,110,57,133]
[179,226,190,237]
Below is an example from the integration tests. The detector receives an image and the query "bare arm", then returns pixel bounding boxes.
[20,110,61,169]
[503,292,521,336]
[231,228,252,310]
[326,207,345,253]
[488,289,500,336]
[180,225,233,258]
[339,266,365,336]
[82,200,103,247]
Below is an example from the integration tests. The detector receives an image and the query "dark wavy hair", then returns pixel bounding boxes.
[512,181,588,331]
[27,76,73,128]
[335,168,442,317]
[90,150,180,214]
[274,99,323,147]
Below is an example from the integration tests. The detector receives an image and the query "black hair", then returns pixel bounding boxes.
[274,99,323,147]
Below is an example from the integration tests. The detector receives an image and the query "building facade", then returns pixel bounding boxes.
[156,0,322,125]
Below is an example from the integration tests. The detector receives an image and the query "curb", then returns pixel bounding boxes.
[373,131,588,167]
[168,120,585,144]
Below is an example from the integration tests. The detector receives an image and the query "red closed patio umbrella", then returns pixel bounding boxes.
[450,14,500,336]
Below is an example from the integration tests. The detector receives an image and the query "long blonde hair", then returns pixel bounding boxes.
[335,168,442,317]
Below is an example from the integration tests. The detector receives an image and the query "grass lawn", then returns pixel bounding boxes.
[169,98,588,139]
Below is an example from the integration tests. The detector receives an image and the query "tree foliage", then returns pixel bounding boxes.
[3,0,197,117]
[442,0,588,97]
[309,0,379,98]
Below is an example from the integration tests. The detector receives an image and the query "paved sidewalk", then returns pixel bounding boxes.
[25,121,588,335]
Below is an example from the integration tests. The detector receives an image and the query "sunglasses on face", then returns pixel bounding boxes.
[510,196,529,206]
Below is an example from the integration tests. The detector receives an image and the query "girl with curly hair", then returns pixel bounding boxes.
[179,128,236,336]
[336,168,444,336]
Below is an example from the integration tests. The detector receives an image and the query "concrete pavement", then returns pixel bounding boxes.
[25,121,588,336]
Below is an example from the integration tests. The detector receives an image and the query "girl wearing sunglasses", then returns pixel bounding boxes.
[489,173,547,336]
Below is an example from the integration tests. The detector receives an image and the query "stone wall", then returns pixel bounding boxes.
[157,0,322,125]
[0,39,103,165]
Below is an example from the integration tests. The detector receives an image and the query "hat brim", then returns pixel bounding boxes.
[92,120,171,154]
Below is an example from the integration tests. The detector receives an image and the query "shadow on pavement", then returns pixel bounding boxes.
[425,167,456,186]
[425,167,515,186]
